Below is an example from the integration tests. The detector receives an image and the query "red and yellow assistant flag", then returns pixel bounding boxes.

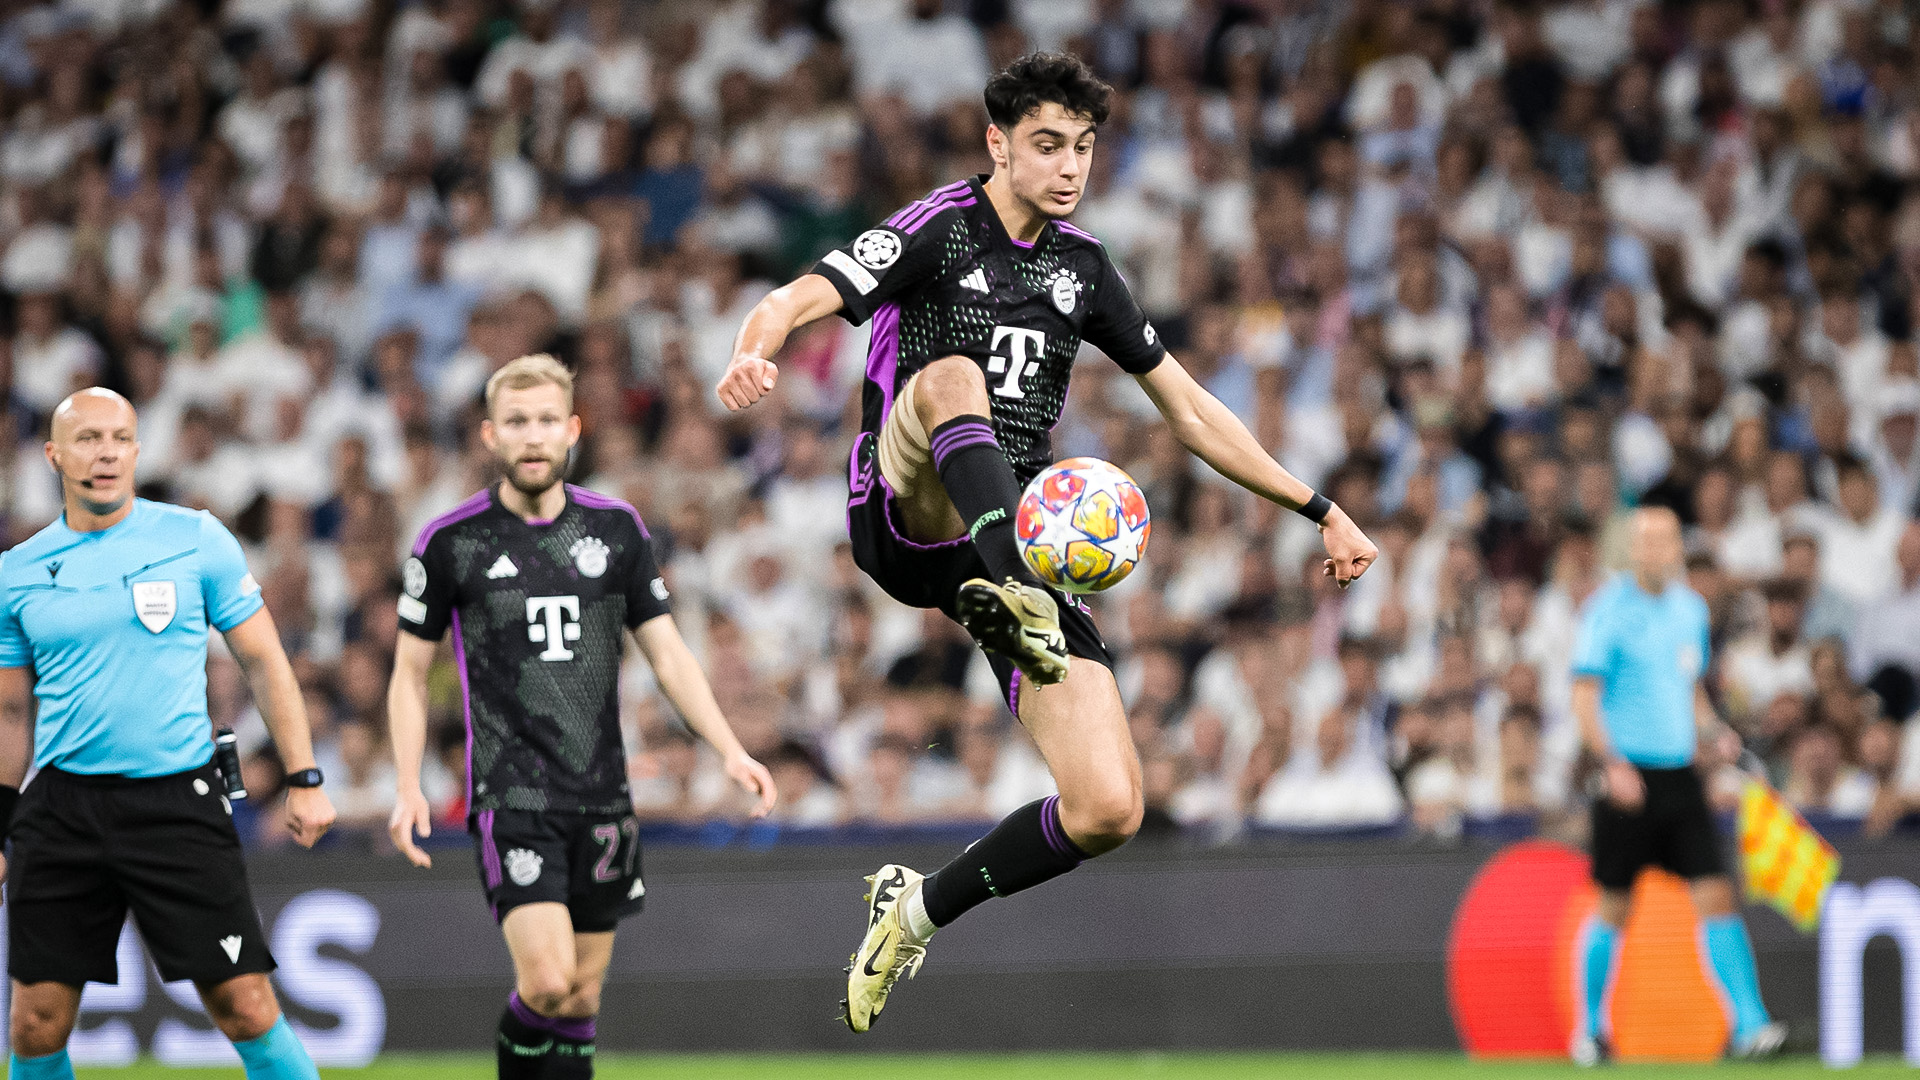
[1736,778,1840,932]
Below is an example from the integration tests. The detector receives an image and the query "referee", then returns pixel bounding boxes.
[0,389,335,1080]
[1568,506,1783,1064]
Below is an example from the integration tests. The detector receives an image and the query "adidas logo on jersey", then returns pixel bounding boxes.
[960,268,989,293]
[486,554,518,579]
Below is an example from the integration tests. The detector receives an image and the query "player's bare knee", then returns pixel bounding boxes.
[1060,787,1143,855]
[913,355,989,425]
[518,974,573,1017]
[561,984,602,1018]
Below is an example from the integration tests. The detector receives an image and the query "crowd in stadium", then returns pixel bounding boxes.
[1,0,1919,847]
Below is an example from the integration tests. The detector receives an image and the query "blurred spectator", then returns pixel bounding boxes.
[3,0,1918,848]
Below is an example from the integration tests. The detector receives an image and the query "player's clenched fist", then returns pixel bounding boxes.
[716,354,778,411]
[1318,504,1378,590]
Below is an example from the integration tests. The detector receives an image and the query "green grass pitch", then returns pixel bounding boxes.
[79,1053,1915,1078]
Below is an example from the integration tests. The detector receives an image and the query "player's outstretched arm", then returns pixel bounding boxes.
[225,609,337,847]
[0,666,30,895]
[1135,355,1377,588]
[715,273,845,412]
[385,632,438,868]
[631,614,778,816]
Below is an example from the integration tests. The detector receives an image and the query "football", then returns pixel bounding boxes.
[1015,457,1152,594]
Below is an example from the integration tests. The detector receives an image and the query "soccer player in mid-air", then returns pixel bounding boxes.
[1569,507,1785,1063]
[716,52,1378,1031]
[386,355,777,1078]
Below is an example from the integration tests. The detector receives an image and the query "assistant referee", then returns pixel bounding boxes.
[1567,506,1782,1065]
[0,389,336,1080]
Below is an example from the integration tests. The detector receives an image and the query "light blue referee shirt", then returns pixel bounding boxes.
[1571,573,1710,768]
[0,500,263,777]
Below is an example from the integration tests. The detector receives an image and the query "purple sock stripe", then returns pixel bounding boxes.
[928,419,995,449]
[509,992,596,1041]
[1007,669,1023,716]
[932,434,1002,469]
[929,422,997,459]
[1039,795,1081,862]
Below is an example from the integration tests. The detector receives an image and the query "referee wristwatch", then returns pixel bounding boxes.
[286,768,325,789]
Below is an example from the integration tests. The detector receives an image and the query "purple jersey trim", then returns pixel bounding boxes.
[884,180,971,228]
[477,807,501,888]
[1010,236,1034,249]
[453,610,475,804]
[412,489,493,556]
[867,301,902,420]
[1056,221,1102,245]
[566,484,649,537]
[899,196,976,234]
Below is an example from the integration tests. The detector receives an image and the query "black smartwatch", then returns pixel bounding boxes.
[285,768,325,789]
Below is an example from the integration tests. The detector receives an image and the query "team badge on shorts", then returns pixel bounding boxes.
[132,580,177,633]
[571,536,610,578]
[853,229,902,270]
[1049,268,1081,314]
[505,848,543,886]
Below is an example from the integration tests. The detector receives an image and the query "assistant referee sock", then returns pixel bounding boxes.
[921,795,1086,928]
[7,1048,75,1080]
[1702,914,1771,1040]
[930,415,1045,589]
[232,1016,320,1080]
[1576,916,1621,1040]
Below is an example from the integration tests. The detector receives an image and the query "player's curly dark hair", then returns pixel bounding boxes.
[983,52,1112,131]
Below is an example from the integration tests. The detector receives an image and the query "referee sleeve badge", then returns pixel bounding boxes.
[132,580,177,633]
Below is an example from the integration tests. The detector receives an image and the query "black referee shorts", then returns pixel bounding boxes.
[1590,764,1728,891]
[7,761,275,987]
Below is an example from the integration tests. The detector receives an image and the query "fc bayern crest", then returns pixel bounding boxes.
[403,557,427,598]
[853,229,902,270]
[505,848,543,887]
[1050,269,1081,314]
[570,536,610,578]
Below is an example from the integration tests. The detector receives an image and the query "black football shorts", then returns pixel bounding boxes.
[1590,764,1727,890]
[845,430,1113,712]
[472,809,645,933]
[8,761,276,986]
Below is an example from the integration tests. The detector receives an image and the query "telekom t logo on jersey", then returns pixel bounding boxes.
[526,596,581,661]
[988,326,1045,400]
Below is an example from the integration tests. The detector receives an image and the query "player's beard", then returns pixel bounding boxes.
[504,454,565,497]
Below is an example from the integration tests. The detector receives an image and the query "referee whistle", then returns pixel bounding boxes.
[214,728,249,802]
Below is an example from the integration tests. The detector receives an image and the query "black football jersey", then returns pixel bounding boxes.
[812,174,1165,485]
[397,484,671,816]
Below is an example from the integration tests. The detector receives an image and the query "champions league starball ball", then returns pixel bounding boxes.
[1015,457,1152,594]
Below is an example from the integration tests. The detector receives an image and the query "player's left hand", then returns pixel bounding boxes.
[285,785,336,848]
[1318,505,1378,591]
[725,751,778,818]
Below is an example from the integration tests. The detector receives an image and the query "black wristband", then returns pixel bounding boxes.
[1298,492,1334,524]
[0,783,18,838]
[285,768,324,789]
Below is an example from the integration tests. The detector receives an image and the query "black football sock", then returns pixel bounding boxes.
[548,1027,595,1080]
[496,995,553,1080]
[921,795,1087,927]
[930,414,1046,589]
